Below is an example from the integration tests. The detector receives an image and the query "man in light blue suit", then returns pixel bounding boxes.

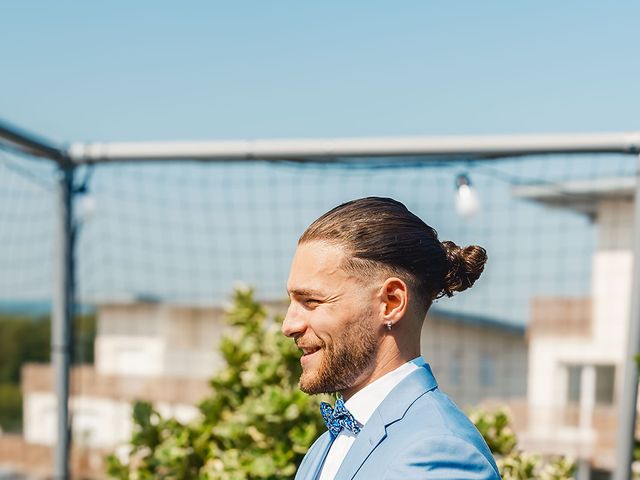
[283,197,501,479]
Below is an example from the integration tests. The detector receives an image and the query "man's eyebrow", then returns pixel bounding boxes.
[287,288,324,297]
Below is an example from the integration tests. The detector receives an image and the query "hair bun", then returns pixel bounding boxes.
[439,241,487,298]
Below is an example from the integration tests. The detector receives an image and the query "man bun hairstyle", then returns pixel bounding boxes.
[439,241,487,298]
[300,197,487,312]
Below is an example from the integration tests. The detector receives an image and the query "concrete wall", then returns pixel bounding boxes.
[24,393,133,448]
[591,199,634,403]
[96,304,228,378]
[23,391,200,449]
[421,315,527,407]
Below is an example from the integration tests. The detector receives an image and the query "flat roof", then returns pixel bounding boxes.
[428,308,525,335]
[511,176,636,216]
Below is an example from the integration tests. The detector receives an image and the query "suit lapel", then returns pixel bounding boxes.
[334,364,439,480]
[333,409,386,480]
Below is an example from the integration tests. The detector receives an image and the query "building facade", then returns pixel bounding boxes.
[514,177,638,475]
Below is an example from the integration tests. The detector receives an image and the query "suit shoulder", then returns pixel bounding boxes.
[405,387,481,435]
[384,429,501,479]
[391,388,499,472]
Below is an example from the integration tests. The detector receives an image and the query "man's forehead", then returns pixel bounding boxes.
[286,241,347,291]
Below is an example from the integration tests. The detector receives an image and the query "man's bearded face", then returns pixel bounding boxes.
[283,241,381,395]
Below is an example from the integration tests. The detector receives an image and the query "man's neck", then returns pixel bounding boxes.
[340,350,418,401]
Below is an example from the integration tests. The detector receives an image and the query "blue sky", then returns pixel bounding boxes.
[1,2,639,324]
[3,1,640,141]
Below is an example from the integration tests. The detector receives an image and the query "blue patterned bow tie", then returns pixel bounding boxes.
[320,397,362,437]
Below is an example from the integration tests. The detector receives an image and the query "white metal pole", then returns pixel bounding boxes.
[613,154,640,480]
[0,119,73,479]
[67,132,640,164]
[52,162,74,480]
[579,365,595,432]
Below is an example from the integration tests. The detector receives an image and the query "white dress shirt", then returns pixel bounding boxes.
[318,358,422,480]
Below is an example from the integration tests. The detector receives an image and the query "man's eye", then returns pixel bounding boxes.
[305,299,320,306]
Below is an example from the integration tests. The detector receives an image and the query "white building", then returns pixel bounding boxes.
[22,302,230,450]
[514,177,638,476]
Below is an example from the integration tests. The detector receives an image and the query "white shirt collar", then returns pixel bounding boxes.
[344,356,422,426]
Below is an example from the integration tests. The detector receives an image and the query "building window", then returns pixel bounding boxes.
[565,364,615,405]
[480,353,496,387]
[595,365,615,405]
[567,365,582,404]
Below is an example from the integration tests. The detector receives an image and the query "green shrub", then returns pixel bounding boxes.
[468,407,575,480]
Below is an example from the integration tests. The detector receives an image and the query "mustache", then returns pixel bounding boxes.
[295,337,325,349]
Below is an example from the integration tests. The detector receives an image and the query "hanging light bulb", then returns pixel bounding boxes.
[455,173,480,218]
[75,186,97,222]
[76,193,97,221]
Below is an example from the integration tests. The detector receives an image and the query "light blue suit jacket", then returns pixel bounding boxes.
[295,362,501,479]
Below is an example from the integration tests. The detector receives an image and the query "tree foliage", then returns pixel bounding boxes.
[0,312,96,383]
[468,407,575,480]
[0,314,50,384]
[107,287,326,479]
[0,312,95,432]
[0,383,22,433]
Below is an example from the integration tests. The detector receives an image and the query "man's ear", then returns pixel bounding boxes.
[380,277,409,328]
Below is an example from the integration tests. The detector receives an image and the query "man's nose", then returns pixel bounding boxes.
[282,304,306,338]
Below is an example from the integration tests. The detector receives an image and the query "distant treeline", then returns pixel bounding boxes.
[0,313,96,432]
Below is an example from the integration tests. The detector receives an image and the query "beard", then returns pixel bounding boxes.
[298,316,378,395]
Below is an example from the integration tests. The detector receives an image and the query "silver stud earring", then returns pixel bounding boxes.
[386,321,393,331]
